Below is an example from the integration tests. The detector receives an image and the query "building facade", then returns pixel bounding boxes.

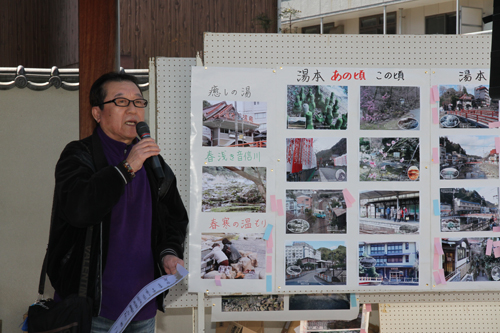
[281,0,492,36]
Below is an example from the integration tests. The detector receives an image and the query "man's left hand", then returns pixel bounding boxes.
[162,255,184,275]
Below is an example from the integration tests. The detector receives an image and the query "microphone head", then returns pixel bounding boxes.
[136,121,151,139]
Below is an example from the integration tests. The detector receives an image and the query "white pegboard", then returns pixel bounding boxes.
[203,33,491,68]
[150,57,198,308]
[151,34,500,318]
[379,302,500,333]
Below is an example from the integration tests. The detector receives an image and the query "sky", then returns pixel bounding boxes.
[445,135,496,157]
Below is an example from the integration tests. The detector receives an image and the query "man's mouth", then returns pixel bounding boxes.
[125,121,137,126]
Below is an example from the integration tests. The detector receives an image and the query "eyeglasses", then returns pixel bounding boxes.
[101,97,148,108]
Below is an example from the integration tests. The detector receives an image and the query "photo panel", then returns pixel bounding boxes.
[439,187,499,232]
[359,137,420,182]
[286,137,347,182]
[359,190,420,235]
[210,294,359,321]
[438,84,499,129]
[360,85,421,130]
[359,241,420,287]
[439,135,499,180]
[289,293,351,311]
[286,85,348,130]
[286,189,347,234]
[201,233,266,280]
[202,166,267,213]
[202,100,267,148]
[441,238,500,283]
[285,240,347,286]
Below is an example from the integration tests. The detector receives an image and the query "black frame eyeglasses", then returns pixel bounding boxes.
[101,97,148,108]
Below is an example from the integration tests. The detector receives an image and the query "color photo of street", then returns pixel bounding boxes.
[359,190,419,234]
[285,241,346,286]
[439,135,499,180]
[286,190,346,234]
[442,238,500,282]
[440,187,499,232]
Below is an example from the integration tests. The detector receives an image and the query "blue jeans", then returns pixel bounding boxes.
[91,316,155,333]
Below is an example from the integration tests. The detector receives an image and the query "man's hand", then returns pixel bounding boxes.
[126,138,161,172]
[162,255,184,275]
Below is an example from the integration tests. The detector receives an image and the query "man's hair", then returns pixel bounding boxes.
[89,72,141,110]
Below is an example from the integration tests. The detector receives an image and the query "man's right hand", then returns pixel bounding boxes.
[125,138,161,172]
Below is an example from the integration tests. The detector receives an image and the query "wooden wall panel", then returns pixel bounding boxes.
[119,0,278,68]
[0,0,78,68]
[1,0,276,69]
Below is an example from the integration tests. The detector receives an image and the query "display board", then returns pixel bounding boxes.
[189,63,500,294]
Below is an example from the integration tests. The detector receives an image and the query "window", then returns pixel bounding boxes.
[374,256,386,265]
[387,243,403,254]
[425,13,456,34]
[406,242,409,250]
[387,256,403,263]
[371,244,385,254]
[302,22,335,34]
[457,247,467,261]
[359,12,396,34]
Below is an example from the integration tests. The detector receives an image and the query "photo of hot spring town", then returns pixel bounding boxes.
[202,100,267,147]
[440,188,499,232]
[285,241,346,286]
[359,242,419,286]
[441,238,500,282]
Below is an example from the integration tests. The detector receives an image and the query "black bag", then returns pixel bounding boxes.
[27,295,92,333]
[28,227,94,333]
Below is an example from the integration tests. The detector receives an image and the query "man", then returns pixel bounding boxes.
[46,72,188,333]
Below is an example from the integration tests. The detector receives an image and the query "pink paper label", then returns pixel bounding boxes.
[432,147,439,163]
[277,199,284,216]
[433,270,441,285]
[270,195,277,212]
[438,269,446,284]
[215,275,222,286]
[486,239,493,256]
[266,256,272,273]
[434,238,444,255]
[432,107,439,124]
[433,253,440,270]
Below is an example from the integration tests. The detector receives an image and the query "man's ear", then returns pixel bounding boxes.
[91,106,101,123]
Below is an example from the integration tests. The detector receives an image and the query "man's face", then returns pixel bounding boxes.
[92,81,145,144]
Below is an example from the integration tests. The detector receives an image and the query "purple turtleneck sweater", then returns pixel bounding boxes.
[97,127,156,321]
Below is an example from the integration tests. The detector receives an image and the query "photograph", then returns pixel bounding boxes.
[202,100,267,147]
[202,166,266,213]
[289,294,351,311]
[439,135,499,180]
[360,86,420,130]
[285,241,346,286]
[286,85,348,130]
[359,137,420,181]
[286,138,347,182]
[222,295,284,312]
[438,84,499,128]
[201,233,266,280]
[306,309,363,331]
[286,190,346,234]
[440,188,499,232]
[359,241,419,286]
[442,238,500,282]
[359,190,420,234]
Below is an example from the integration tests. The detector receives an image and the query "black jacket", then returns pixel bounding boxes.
[46,127,188,315]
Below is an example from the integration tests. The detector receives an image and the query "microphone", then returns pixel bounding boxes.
[136,121,165,180]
